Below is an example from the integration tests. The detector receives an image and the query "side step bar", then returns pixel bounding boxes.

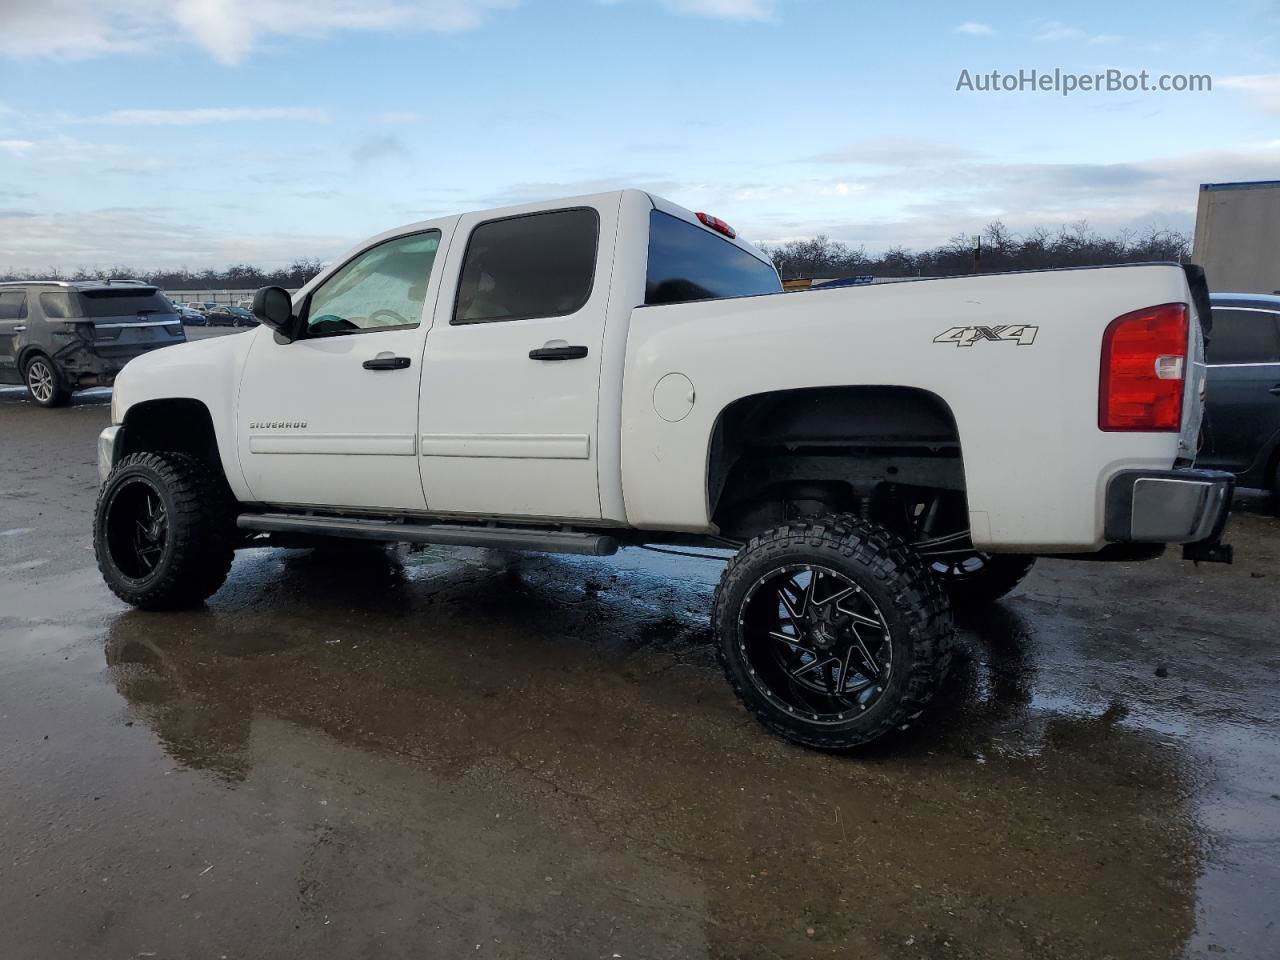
[236,513,619,557]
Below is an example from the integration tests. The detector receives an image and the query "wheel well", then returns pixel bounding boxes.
[707,386,968,541]
[17,346,48,373]
[120,399,222,475]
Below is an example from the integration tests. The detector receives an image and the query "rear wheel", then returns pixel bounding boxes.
[94,452,235,610]
[928,552,1035,607]
[24,354,69,407]
[713,516,953,750]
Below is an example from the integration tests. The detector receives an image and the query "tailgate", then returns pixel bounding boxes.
[1181,264,1211,459]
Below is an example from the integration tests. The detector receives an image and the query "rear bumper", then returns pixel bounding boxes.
[52,344,126,386]
[1105,468,1234,562]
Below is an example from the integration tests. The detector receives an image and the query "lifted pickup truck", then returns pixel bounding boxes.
[93,189,1233,749]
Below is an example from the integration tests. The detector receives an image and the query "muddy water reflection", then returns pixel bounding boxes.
[103,546,1203,959]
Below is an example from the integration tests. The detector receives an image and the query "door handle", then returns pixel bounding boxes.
[529,344,588,361]
[1269,384,1280,397]
[362,355,411,371]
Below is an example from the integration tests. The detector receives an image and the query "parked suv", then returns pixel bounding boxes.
[0,280,187,406]
[1198,292,1280,495]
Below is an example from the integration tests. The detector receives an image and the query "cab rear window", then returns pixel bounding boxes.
[644,210,781,306]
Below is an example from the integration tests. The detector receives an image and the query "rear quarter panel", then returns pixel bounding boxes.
[621,264,1195,550]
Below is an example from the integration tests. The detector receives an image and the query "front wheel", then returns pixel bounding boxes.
[94,452,235,610]
[713,516,953,750]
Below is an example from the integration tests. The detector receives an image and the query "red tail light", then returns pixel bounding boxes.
[1099,302,1188,431]
[695,211,737,239]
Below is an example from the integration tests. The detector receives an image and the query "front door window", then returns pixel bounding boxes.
[306,231,441,338]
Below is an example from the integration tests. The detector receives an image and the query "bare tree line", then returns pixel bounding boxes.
[761,221,1192,280]
[0,258,327,290]
[0,221,1192,288]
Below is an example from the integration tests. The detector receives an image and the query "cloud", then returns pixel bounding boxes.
[1032,19,1119,44]
[373,111,423,125]
[479,175,685,206]
[1220,74,1280,112]
[811,137,977,167]
[658,0,776,21]
[763,141,1280,252]
[350,133,411,167]
[85,107,332,125]
[0,0,519,65]
[0,205,351,270]
[1033,20,1086,42]
[954,22,994,36]
[0,139,35,155]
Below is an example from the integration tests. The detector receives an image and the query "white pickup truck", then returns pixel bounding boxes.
[93,189,1233,749]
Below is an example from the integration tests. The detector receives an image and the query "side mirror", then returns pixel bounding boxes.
[252,286,296,341]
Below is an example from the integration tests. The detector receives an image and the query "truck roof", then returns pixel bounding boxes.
[643,191,773,266]
[366,189,774,268]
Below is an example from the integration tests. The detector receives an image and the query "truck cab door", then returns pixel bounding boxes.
[417,200,618,520]
[1201,305,1280,480]
[236,228,447,511]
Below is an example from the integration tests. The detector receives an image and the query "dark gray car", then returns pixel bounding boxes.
[0,280,187,407]
[1198,292,1280,494]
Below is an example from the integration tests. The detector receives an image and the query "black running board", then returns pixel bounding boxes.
[237,513,619,557]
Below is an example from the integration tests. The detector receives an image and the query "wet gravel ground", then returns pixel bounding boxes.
[1,383,1277,960]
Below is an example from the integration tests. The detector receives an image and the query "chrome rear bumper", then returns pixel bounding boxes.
[1105,468,1234,563]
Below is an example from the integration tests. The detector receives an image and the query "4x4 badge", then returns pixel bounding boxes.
[933,324,1038,348]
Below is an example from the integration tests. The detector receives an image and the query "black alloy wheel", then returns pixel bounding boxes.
[737,563,894,721]
[713,516,953,750]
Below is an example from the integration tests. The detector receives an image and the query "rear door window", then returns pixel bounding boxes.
[452,208,599,324]
[0,291,28,320]
[645,210,781,306]
[1207,308,1280,364]
[40,292,80,318]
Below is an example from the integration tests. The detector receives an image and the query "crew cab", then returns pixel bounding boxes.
[92,189,1233,750]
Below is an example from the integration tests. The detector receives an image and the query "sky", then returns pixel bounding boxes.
[0,0,1277,271]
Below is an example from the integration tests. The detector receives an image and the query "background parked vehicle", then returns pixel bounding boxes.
[1198,292,1280,496]
[226,306,258,326]
[205,305,257,327]
[174,303,207,324]
[0,280,187,406]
